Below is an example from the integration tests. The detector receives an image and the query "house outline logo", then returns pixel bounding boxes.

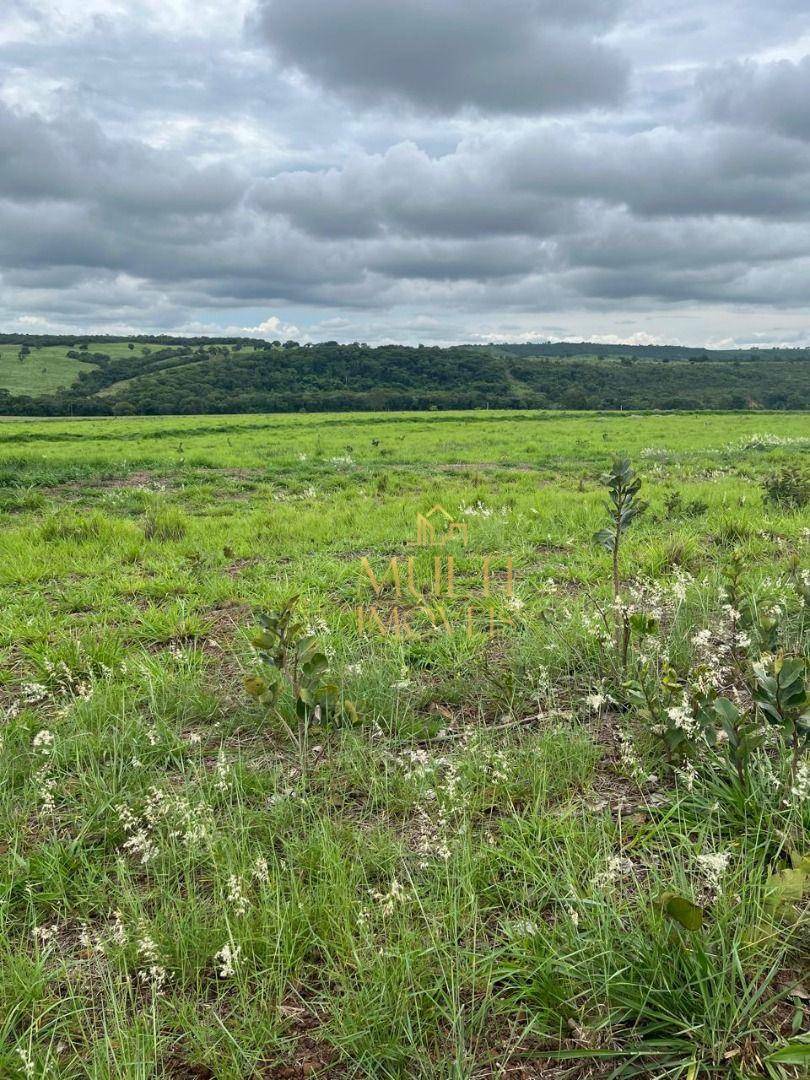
[414,504,468,547]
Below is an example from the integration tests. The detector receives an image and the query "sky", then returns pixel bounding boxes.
[1,0,810,346]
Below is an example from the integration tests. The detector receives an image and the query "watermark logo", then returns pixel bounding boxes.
[414,504,468,547]
[354,505,515,638]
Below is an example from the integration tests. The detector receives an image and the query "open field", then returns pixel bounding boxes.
[0,411,808,1078]
[0,346,99,397]
[0,343,177,398]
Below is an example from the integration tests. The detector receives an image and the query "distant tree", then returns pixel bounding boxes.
[562,387,589,409]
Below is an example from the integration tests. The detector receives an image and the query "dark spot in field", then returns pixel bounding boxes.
[164,1059,215,1079]
[255,999,343,1078]
[330,545,401,562]
[225,557,263,577]
[46,470,168,493]
[437,462,538,472]
[532,542,572,555]
[208,600,251,625]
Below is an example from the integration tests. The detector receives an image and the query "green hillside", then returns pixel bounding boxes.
[0,340,188,398]
[0,344,99,395]
[0,335,808,414]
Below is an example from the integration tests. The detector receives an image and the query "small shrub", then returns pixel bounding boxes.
[753,655,809,794]
[663,490,709,518]
[245,597,356,750]
[762,465,810,510]
[593,457,647,660]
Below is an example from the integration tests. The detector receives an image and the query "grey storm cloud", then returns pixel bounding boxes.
[1,0,810,342]
[0,105,244,215]
[251,0,628,115]
[699,57,810,143]
[253,127,810,244]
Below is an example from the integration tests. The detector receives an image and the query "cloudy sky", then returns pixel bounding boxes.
[2,0,810,345]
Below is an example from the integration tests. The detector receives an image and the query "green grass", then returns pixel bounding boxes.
[0,346,99,396]
[0,410,807,1078]
[0,342,176,397]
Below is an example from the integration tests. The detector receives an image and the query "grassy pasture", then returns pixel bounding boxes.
[0,410,807,1078]
[0,342,172,397]
[0,345,99,396]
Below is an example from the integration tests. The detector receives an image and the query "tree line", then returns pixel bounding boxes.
[1,338,808,414]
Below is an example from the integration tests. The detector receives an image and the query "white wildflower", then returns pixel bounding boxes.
[791,759,810,800]
[214,748,231,792]
[667,702,698,737]
[215,942,240,977]
[21,682,49,705]
[594,855,633,888]
[226,874,249,916]
[109,910,128,947]
[370,877,409,916]
[137,923,168,991]
[122,828,159,864]
[696,851,731,898]
[37,769,57,816]
[32,729,54,754]
[509,918,540,937]
[32,923,58,947]
[677,759,699,792]
[16,1047,35,1079]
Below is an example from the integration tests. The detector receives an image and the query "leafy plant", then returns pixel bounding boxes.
[245,597,356,751]
[753,655,809,794]
[594,458,647,657]
[625,660,712,762]
[711,697,765,787]
[766,1034,810,1067]
[762,465,810,510]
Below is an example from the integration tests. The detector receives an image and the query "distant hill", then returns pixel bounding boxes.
[0,335,807,414]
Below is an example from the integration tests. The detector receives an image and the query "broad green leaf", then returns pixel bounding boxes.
[713,698,740,725]
[243,675,267,698]
[658,892,703,931]
[764,866,806,910]
[594,528,614,550]
[766,1036,810,1065]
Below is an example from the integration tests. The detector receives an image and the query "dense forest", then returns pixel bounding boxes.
[0,336,808,414]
